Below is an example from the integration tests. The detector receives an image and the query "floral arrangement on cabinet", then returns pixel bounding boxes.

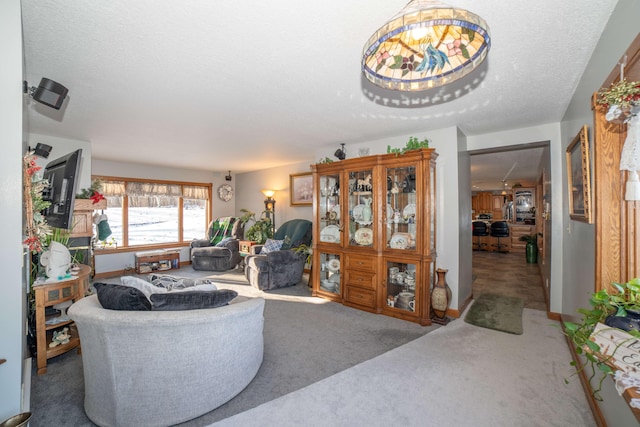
[597,79,640,123]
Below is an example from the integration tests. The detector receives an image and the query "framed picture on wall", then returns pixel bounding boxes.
[290,172,313,206]
[566,125,592,223]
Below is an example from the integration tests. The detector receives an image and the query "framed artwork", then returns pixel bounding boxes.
[566,125,592,223]
[290,172,313,206]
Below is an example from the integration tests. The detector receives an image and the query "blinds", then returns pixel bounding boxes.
[183,185,210,200]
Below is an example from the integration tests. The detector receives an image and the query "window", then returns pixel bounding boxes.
[96,177,211,249]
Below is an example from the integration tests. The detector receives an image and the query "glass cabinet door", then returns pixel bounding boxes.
[513,188,535,223]
[347,169,374,248]
[385,259,418,313]
[318,252,341,296]
[384,164,418,251]
[318,173,341,244]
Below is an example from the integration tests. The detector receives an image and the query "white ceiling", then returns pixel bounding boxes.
[21,0,617,183]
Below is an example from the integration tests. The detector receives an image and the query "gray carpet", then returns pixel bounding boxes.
[214,308,595,427]
[30,267,438,426]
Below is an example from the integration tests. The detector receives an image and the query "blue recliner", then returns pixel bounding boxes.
[244,219,312,290]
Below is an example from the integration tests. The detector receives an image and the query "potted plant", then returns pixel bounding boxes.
[596,79,640,123]
[239,209,273,244]
[518,232,541,264]
[564,278,640,400]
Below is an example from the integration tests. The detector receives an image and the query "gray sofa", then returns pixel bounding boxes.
[68,294,265,427]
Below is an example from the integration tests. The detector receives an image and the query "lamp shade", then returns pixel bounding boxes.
[362,0,491,91]
[261,190,276,198]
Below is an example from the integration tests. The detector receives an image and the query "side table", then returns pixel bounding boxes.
[33,264,91,375]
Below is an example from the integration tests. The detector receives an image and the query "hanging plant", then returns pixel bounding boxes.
[23,151,51,253]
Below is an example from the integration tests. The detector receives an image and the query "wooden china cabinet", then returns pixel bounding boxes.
[311,148,437,325]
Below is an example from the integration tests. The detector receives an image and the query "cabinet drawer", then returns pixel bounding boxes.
[345,255,376,272]
[345,270,376,290]
[345,286,376,308]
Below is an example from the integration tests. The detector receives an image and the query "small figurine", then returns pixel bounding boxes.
[49,327,71,348]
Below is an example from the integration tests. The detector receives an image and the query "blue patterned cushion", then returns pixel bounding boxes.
[260,238,283,254]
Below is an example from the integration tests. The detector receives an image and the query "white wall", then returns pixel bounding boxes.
[235,161,314,232]
[0,0,27,419]
[457,129,473,307]
[91,159,226,274]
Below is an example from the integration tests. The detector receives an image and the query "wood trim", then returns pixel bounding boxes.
[560,316,607,427]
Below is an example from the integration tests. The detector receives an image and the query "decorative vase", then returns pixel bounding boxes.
[525,242,537,264]
[431,268,452,324]
[362,198,372,223]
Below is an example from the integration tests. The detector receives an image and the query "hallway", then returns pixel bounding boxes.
[472,251,547,311]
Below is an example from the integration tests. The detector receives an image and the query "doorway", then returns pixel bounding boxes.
[469,142,551,311]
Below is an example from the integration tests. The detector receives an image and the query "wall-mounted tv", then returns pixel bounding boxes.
[41,149,82,230]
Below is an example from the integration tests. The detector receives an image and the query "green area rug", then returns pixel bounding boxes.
[464,293,524,335]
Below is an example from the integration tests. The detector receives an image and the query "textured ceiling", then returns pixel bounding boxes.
[21,0,617,180]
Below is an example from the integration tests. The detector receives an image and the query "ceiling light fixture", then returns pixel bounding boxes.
[361,0,491,91]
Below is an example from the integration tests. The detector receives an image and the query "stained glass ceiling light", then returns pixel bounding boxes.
[362,0,491,91]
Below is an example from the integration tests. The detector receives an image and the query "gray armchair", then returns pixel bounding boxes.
[245,219,312,290]
[191,217,244,271]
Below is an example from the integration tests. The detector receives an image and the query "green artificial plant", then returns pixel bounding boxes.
[387,136,430,156]
[563,278,640,400]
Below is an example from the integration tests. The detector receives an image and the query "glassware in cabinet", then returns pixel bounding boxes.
[318,173,341,244]
[384,164,418,251]
[318,252,341,296]
[384,259,418,313]
[347,169,374,248]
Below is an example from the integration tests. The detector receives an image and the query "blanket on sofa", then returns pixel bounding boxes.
[209,217,237,245]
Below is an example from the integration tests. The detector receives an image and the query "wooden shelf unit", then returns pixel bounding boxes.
[34,264,91,375]
[134,249,181,273]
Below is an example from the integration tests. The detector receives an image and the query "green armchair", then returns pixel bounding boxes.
[244,219,312,290]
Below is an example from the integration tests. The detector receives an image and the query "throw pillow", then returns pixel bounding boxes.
[120,275,167,299]
[260,238,284,254]
[94,282,152,311]
[150,289,238,311]
[171,283,218,292]
[215,237,233,247]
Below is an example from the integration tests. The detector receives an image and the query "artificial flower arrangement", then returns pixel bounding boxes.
[596,79,640,123]
[23,151,51,253]
[76,179,105,204]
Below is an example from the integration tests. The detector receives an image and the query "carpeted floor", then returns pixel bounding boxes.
[30,267,439,426]
[213,308,595,427]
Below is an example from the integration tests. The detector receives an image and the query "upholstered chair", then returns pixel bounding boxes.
[190,217,244,271]
[244,219,312,291]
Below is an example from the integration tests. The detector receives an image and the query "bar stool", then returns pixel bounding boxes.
[490,221,510,253]
[472,221,489,251]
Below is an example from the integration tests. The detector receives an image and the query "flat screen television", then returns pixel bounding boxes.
[41,149,82,230]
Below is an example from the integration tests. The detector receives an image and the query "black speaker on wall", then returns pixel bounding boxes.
[24,78,69,110]
[33,78,68,110]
